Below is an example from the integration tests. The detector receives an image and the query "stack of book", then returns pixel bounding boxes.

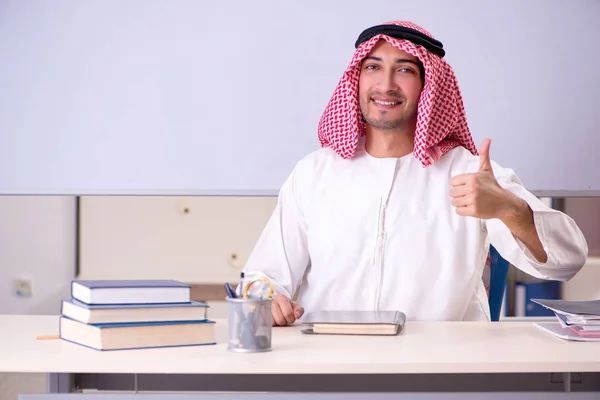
[532,298,600,342]
[59,279,216,350]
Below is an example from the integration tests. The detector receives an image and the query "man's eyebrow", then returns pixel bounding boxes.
[363,56,419,65]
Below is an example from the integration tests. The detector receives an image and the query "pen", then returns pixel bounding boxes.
[239,272,245,296]
[224,282,237,299]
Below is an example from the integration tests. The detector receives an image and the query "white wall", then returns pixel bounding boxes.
[0,196,76,315]
[0,195,76,400]
[2,0,600,195]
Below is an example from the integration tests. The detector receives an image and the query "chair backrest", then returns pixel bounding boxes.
[488,245,510,321]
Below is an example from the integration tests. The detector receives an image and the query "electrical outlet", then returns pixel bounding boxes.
[14,278,32,297]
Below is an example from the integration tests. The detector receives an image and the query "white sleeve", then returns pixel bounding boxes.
[239,166,310,299]
[484,162,588,281]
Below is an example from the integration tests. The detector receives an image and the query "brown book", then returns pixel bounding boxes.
[301,310,406,336]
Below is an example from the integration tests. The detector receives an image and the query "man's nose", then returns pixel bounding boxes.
[379,71,399,93]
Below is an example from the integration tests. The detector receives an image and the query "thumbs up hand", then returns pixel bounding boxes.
[450,138,548,262]
[449,138,513,220]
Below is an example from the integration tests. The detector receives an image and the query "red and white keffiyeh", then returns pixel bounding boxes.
[317,21,478,166]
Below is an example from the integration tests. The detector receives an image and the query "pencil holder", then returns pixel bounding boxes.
[226,276,274,353]
[226,297,272,352]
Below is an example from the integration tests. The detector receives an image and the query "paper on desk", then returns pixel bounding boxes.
[531,298,600,318]
[535,322,600,342]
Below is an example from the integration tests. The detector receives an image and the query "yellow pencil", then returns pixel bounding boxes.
[36,335,60,340]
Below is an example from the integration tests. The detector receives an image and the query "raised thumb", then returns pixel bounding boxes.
[479,138,492,172]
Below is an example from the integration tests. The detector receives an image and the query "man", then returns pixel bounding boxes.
[241,20,588,325]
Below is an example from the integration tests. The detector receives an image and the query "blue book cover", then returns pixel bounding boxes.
[71,279,192,305]
[84,318,215,328]
[61,298,207,309]
[71,279,191,289]
[60,297,210,324]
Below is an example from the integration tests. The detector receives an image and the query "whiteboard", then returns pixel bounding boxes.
[0,0,598,196]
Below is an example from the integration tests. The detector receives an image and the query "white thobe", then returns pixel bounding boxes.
[242,137,588,321]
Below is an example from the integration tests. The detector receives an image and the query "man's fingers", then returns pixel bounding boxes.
[292,303,304,319]
[454,204,475,217]
[451,195,472,208]
[449,185,470,198]
[449,173,473,187]
[478,138,492,172]
[274,294,296,324]
[271,294,304,326]
[271,301,287,326]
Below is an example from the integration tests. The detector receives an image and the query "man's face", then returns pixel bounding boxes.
[358,40,423,132]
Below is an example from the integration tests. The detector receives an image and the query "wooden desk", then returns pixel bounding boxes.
[1,315,599,396]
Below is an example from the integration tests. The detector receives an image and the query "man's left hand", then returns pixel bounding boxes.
[449,138,516,220]
[449,138,547,262]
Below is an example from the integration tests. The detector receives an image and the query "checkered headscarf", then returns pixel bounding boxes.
[317,21,478,166]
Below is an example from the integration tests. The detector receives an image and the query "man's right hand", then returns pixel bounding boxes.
[271,294,304,326]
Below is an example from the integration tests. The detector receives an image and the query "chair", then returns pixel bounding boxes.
[487,245,510,321]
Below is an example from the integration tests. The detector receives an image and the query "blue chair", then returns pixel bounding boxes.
[488,245,510,321]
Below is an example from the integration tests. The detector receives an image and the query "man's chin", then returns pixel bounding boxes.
[364,117,405,131]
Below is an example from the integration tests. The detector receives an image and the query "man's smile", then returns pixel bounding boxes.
[371,96,403,109]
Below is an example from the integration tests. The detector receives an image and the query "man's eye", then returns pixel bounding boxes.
[399,68,413,73]
[365,64,378,70]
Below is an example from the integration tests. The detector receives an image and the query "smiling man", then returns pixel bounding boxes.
[241,21,588,325]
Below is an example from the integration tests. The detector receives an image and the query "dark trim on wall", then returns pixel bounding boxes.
[74,196,80,278]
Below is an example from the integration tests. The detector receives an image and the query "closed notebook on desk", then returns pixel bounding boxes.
[301,310,406,336]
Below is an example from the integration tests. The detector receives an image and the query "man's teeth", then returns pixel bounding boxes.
[373,99,400,105]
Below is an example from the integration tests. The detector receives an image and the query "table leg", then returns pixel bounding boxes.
[46,373,73,393]
[563,372,571,392]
